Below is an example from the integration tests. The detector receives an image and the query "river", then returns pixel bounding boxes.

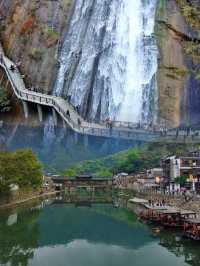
[0,197,199,266]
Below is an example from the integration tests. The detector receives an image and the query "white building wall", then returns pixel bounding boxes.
[170,157,180,180]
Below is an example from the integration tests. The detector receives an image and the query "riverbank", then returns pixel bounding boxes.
[0,190,58,210]
[134,191,200,216]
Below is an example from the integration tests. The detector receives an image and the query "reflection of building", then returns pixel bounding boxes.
[162,151,200,191]
[162,156,180,181]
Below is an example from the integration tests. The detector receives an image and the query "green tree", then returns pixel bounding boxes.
[175,176,187,186]
[0,88,11,113]
[0,149,43,193]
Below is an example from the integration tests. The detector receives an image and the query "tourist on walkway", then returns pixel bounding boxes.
[105,118,109,128]
[78,118,81,127]
[10,65,15,72]
[66,110,70,117]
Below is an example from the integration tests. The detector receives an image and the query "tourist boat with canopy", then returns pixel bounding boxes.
[183,219,200,241]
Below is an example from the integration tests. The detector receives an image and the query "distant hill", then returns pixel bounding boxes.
[62,142,194,178]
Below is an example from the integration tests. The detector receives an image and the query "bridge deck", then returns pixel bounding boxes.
[1,50,200,142]
[0,53,159,141]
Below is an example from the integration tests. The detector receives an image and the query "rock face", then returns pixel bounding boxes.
[156,0,200,127]
[0,0,73,94]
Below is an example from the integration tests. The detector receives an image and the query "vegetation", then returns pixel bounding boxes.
[156,0,200,82]
[62,143,193,178]
[43,27,59,47]
[29,48,43,61]
[0,149,43,194]
[0,88,11,113]
[175,175,187,186]
[176,0,200,31]
[176,0,200,76]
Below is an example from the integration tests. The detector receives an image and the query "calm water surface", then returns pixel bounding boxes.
[0,200,199,266]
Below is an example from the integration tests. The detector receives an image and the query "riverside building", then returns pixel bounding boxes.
[162,150,200,192]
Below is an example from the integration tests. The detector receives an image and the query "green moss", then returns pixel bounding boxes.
[195,71,200,81]
[183,41,200,63]
[176,0,200,32]
[29,48,43,61]
[63,0,71,11]
[154,0,167,63]
[45,28,59,40]
[156,0,167,19]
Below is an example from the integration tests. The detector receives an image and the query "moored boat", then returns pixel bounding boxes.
[183,219,200,241]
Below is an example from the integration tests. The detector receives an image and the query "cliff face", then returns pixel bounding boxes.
[0,0,73,94]
[156,0,200,127]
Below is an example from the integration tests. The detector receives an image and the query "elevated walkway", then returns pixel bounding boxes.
[1,52,200,142]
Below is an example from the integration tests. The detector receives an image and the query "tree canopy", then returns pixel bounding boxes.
[62,143,193,178]
[0,149,43,193]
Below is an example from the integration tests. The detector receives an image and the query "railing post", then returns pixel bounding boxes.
[37,104,43,122]
[22,100,29,119]
[52,109,58,126]
[62,118,66,129]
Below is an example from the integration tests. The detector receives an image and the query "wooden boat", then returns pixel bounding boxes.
[180,210,196,221]
[160,210,181,228]
[140,209,165,224]
[183,219,200,241]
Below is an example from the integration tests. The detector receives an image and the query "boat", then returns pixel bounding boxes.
[183,219,200,241]
[180,210,197,221]
[159,209,181,228]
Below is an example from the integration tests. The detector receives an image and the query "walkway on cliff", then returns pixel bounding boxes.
[0,51,200,143]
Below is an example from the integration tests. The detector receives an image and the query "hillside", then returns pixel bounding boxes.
[62,143,194,178]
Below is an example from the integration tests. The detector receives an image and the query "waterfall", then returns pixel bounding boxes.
[54,0,158,124]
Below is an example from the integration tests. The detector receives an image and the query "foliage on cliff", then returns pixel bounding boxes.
[62,143,192,178]
[0,88,11,113]
[0,149,43,194]
[176,0,200,30]
[176,0,200,77]
[0,0,72,93]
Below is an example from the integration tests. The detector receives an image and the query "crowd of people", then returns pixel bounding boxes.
[148,198,167,207]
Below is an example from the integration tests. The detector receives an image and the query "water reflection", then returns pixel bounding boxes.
[0,200,200,266]
[0,124,140,172]
[158,229,200,266]
[0,207,41,266]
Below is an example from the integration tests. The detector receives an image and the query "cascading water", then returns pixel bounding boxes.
[54,0,158,125]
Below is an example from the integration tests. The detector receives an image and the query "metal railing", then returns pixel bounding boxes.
[2,55,200,141]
